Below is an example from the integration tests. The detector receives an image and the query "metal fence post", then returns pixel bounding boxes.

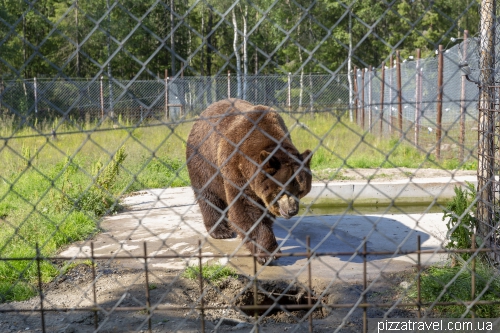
[34,77,38,115]
[353,66,358,124]
[227,70,231,98]
[100,76,104,119]
[436,44,444,160]
[396,51,403,139]
[165,69,169,120]
[287,72,291,111]
[379,62,385,136]
[309,72,313,111]
[368,66,372,132]
[460,30,469,162]
[415,49,421,146]
[389,54,393,135]
[361,68,365,130]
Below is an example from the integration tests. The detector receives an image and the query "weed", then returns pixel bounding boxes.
[71,146,127,217]
[442,182,477,261]
[60,260,95,275]
[0,202,14,218]
[410,265,500,317]
[21,143,31,168]
[183,263,238,283]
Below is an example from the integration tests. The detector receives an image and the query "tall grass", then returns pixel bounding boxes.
[0,113,473,302]
[409,265,500,317]
[282,112,474,173]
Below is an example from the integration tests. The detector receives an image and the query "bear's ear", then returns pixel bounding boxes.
[260,150,280,175]
[301,149,313,168]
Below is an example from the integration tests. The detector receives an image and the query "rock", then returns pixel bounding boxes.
[58,325,76,333]
[219,318,243,326]
[441,143,451,151]
[321,294,342,316]
[399,281,411,289]
[234,322,252,330]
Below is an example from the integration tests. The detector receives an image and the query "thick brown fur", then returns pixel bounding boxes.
[186,99,313,264]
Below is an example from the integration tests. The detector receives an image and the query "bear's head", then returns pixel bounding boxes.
[257,148,313,219]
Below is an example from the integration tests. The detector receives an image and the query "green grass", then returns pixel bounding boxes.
[183,262,238,283]
[0,113,476,302]
[409,264,500,317]
[282,113,475,172]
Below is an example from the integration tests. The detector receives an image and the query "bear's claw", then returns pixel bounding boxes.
[209,228,234,239]
[256,249,281,265]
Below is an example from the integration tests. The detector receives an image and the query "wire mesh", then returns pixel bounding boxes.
[1,0,499,333]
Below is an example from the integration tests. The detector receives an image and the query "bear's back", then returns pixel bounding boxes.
[186,99,292,197]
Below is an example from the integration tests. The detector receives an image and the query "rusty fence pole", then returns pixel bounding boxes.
[91,243,99,330]
[361,68,366,130]
[368,65,373,133]
[252,243,259,333]
[353,66,359,125]
[471,233,476,318]
[415,49,422,147]
[379,62,385,136]
[362,239,367,333]
[417,235,421,318]
[143,242,152,333]
[307,236,313,333]
[396,50,403,139]
[436,44,444,160]
[198,240,205,333]
[460,30,469,163]
[36,243,46,333]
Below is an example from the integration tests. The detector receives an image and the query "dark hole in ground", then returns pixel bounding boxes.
[240,290,323,317]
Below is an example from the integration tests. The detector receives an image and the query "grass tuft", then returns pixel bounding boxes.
[183,263,238,283]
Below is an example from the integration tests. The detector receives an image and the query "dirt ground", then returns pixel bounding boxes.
[0,168,470,333]
[0,261,418,333]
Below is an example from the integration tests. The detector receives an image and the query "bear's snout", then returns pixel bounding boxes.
[278,195,299,219]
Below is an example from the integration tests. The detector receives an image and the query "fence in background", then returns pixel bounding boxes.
[354,36,480,159]
[0,38,481,159]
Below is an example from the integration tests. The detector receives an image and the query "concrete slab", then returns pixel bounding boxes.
[60,177,475,284]
[303,176,477,206]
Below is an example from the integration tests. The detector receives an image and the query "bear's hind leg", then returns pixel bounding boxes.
[197,193,234,239]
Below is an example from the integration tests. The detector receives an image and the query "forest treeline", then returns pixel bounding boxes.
[0,0,480,80]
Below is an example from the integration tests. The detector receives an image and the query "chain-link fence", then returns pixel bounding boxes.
[355,38,480,156]
[2,0,500,333]
[0,73,350,123]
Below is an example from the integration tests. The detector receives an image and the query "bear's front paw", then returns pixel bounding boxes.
[209,227,235,239]
[256,249,281,265]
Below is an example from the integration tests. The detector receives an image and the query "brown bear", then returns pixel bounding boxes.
[186,99,313,264]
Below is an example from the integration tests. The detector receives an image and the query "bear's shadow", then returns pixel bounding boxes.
[272,214,436,266]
